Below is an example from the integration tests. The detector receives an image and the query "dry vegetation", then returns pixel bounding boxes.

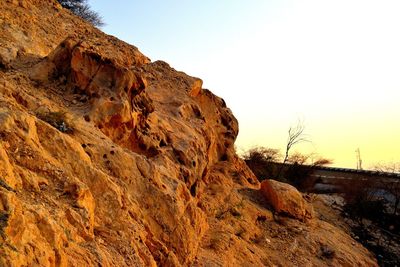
[337,177,400,266]
[243,146,332,191]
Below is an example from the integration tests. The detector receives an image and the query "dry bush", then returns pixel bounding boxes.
[374,163,400,215]
[242,147,281,181]
[339,177,400,266]
[339,179,385,222]
[57,0,104,27]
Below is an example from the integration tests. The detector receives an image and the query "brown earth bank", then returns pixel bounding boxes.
[0,0,377,266]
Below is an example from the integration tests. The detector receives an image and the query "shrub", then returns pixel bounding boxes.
[57,0,104,27]
[339,179,386,222]
[243,147,281,181]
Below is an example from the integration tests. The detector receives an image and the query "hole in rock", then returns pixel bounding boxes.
[159,139,167,147]
[190,182,197,197]
[256,215,267,223]
[220,154,228,161]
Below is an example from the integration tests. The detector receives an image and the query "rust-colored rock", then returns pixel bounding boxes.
[260,179,313,220]
[0,0,377,266]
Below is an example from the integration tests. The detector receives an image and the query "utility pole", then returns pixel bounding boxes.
[355,148,362,170]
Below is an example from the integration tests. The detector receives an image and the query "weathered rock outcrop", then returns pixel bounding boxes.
[0,0,377,266]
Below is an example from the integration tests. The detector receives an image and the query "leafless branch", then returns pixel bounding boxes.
[283,120,310,164]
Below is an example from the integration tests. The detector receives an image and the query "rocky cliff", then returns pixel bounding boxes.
[0,1,377,266]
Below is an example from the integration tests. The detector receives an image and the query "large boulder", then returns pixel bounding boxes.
[260,179,313,220]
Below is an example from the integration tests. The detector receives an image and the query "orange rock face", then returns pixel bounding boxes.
[0,0,377,266]
[260,179,313,220]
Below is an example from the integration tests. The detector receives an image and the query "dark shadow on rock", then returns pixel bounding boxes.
[238,188,272,211]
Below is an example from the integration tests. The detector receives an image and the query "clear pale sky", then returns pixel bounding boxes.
[90,0,400,169]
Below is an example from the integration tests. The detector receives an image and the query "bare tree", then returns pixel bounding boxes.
[282,120,309,164]
[275,120,309,180]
